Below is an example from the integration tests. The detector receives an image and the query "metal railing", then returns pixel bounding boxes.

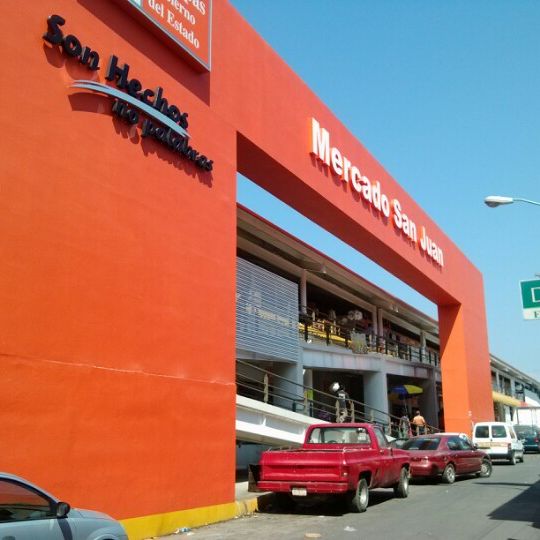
[236,359,439,440]
[491,383,523,401]
[298,310,440,366]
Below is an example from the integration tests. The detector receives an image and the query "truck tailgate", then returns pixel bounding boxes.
[261,450,346,482]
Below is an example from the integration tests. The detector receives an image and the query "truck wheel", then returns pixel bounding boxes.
[508,452,516,465]
[393,467,409,498]
[349,478,369,513]
[274,493,296,512]
[441,463,456,484]
[478,459,492,478]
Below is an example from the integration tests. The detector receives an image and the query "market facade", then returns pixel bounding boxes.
[1,1,493,538]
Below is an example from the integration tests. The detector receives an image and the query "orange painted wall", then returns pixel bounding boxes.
[210,1,493,432]
[1,0,237,520]
[0,0,493,525]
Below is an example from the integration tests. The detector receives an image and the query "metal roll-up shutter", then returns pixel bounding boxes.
[236,257,299,363]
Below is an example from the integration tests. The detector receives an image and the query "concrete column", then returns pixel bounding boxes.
[438,301,494,434]
[363,364,389,426]
[272,362,304,411]
[300,269,307,314]
[371,307,378,335]
[494,401,503,421]
[420,330,427,362]
[303,368,314,417]
[420,367,440,429]
[303,368,313,388]
[377,308,384,337]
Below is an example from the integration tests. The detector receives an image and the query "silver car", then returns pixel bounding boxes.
[0,472,128,540]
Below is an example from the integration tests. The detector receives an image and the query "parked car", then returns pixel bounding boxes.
[472,421,525,464]
[442,432,473,444]
[514,425,540,453]
[0,472,127,540]
[401,433,492,483]
[389,437,410,449]
[254,423,410,512]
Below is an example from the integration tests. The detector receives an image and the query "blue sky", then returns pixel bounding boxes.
[230,0,540,380]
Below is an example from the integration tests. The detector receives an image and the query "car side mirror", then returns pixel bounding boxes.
[473,443,478,450]
[55,501,71,518]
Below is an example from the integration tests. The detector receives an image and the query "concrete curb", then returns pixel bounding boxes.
[235,492,272,515]
[121,492,274,540]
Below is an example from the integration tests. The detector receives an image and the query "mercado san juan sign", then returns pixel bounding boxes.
[42,15,213,172]
[310,118,444,268]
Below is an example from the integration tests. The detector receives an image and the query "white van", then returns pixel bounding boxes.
[472,422,524,464]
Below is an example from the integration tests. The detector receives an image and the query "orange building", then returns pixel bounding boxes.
[0,1,493,538]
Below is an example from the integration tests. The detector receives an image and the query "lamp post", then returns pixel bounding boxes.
[484,195,540,208]
[484,194,540,320]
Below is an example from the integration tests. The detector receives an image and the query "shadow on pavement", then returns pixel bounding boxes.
[259,490,396,516]
[473,479,540,530]
[410,474,477,485]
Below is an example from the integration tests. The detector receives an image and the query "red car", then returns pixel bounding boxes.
[401,434,492,483]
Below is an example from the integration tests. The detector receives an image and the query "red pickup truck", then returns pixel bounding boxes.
[255,423,410,512]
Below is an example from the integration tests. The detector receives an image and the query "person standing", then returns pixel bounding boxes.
[331,382,350,423]
[399,409,412,438]
[411,409,427,435]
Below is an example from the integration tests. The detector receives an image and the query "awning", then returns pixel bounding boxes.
[492,391,521,407]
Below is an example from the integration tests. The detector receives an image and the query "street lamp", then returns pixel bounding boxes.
[484,194,540,321]
[484,195,540,208]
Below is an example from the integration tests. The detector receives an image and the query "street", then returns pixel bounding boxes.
[164,454,540,540]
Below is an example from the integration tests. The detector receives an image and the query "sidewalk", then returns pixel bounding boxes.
[235,480,273,510]
[235,480,255,501]
[154,483,271,539]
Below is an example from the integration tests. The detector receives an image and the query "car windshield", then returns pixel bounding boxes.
[307,427,371,444]
[515,427,536,437]
[475,426,489,438]
[402,437,440,451]
[491,425,507,438]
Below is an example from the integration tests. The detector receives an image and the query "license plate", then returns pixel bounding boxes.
[292,487,307,496]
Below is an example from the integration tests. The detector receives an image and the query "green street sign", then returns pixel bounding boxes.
[520,279,540,320]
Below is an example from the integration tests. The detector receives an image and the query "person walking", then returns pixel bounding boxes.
[411,408,427,435]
